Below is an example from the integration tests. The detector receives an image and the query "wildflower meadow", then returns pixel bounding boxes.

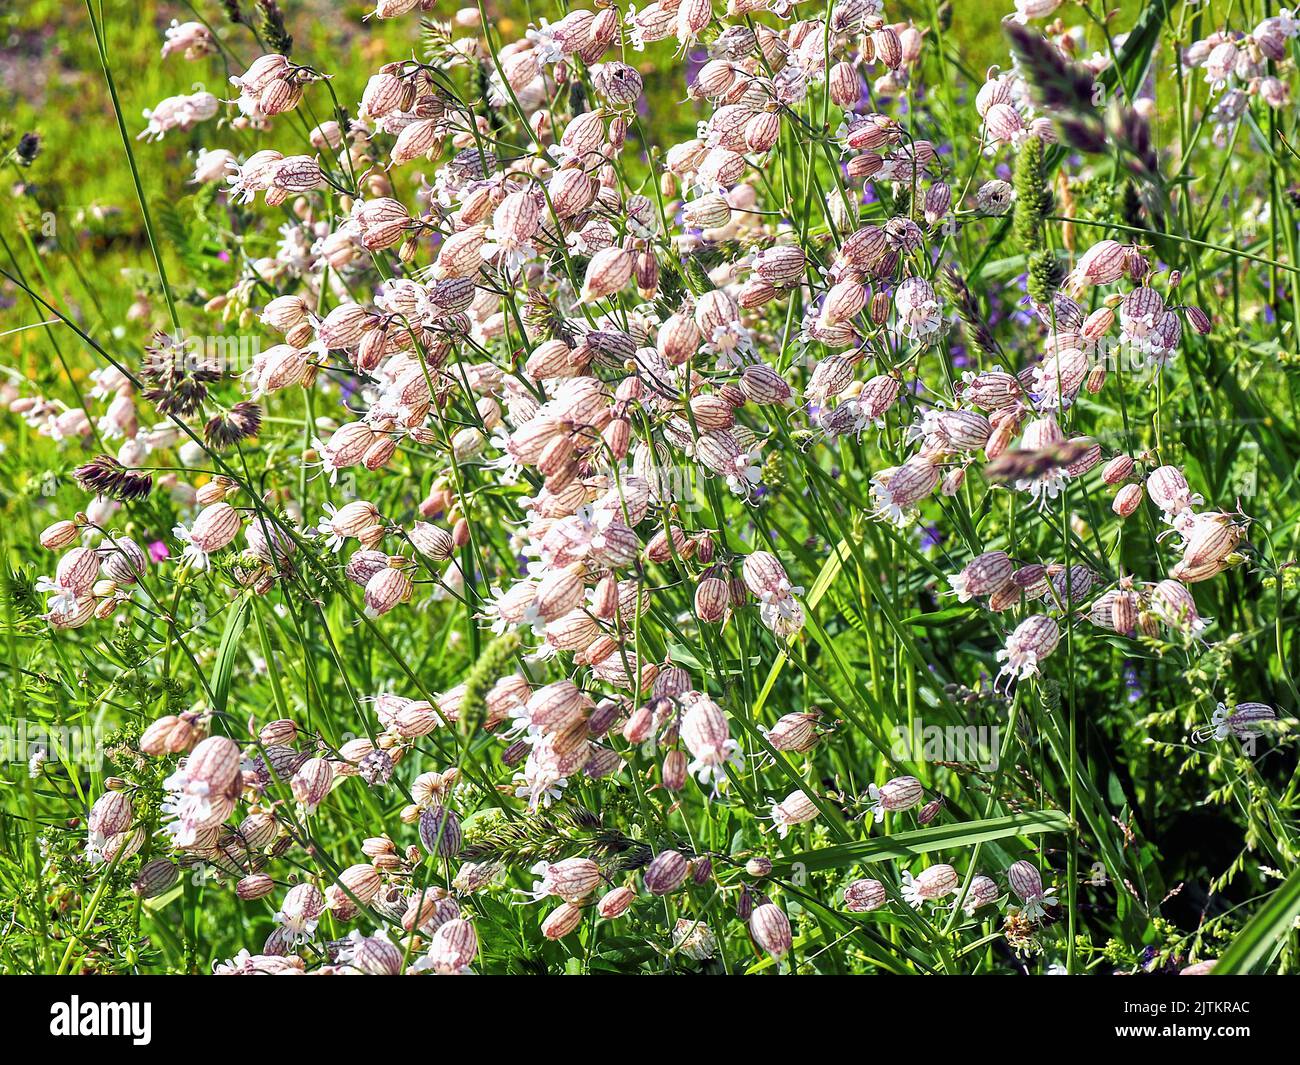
[1,0,1299,982]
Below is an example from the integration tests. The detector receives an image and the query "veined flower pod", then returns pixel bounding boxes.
[1215,702,1275,740]
[987,579,1022,612]
[983,102,1024,143]
[231,53,290,97]
[549,167,598,217]
[1015,0,1064,18]
[276,882,326,937]
[132,858,179,899]
[1182,516,1242,569]
[598,885,636,919]
[694,58,738,98]
[546,611,599,654]
[291,757,333,811]
[975,75,1014,117]
[997,614,1060,682]
[750,248,805,299]
[618,707,655,749]
[541,901,585,940]
[140,714,198,756]
[661,749,688,791]
[40,520,80,551]
[742,550,793,602]
[695,429,745,479]
[682,193,731,229]
[763,712,820,753]
[739,364,792,405]
[1048,564,1094,605]
[391,118,442,166]
[828,61,861,107]
[410,521,455,561]
[526,338,577,380]
[846,117,899,152]
[1147,465,1192,513]
[534,564,587,621]
[859,374,902,420]
[580,246,634,303]
[819,278,868,327]
[948,550,1014,601]
[56,546,100,595]
[89,791,133,839]
[237,873,276,901]
[344,549,387,588]
[526,858,601,907]
[1102,454,1134,484]
[962,874,1001,914]
[868,776,924,821]
[360,71,407,118]
[527,680,592,734]
[492,188,540,244]
[695,574,730,622]
[923,181,952,226]
[844,878,888,912]
[237,811,279,851]
[561,109,607,158]
[749,902,792,958]
[255,344,308,394]
[769,789,820,837]
[347,931,405,975]
[401,887,456,934]
[184,735,242,795]
[1070,240,1129,289]
[327,499,382,540]
[1151,579,1203,632]
[435,224,488,278]
[1007,859,1058,919]
[330,864,382,915]
[428,918,478,973]
[318,304,376,350]
[1170,556,1225,585]
[418,804,462,857]
[681,696,730,762]
[690,393,736,431]
[934,410,992,451]
[364,565,412,617]
[179,501,242,566]
[1110,590,1139,635]
[533,727,593,778]
[1112,482,1144,517]
[1081,305,1115,340]
[676,0,713,42]
[873,458,940,517]
[1087,590,1121,631]
[808,354,856,400]
[1020,413,1064,451]
[593,62,643,107]
[902,863,959,906]
[961,369,1020,409]
[46,594,95,630]
[270,155,322,192]
[644,849,689,895]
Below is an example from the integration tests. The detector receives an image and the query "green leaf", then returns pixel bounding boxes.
[902,607,971,628]
[768,810,1072,875]
[752,537,851,718]
[211,593,252,716]
[1212,865,1300,975]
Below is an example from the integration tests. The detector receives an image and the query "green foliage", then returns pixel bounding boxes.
[1,0,1297,978]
